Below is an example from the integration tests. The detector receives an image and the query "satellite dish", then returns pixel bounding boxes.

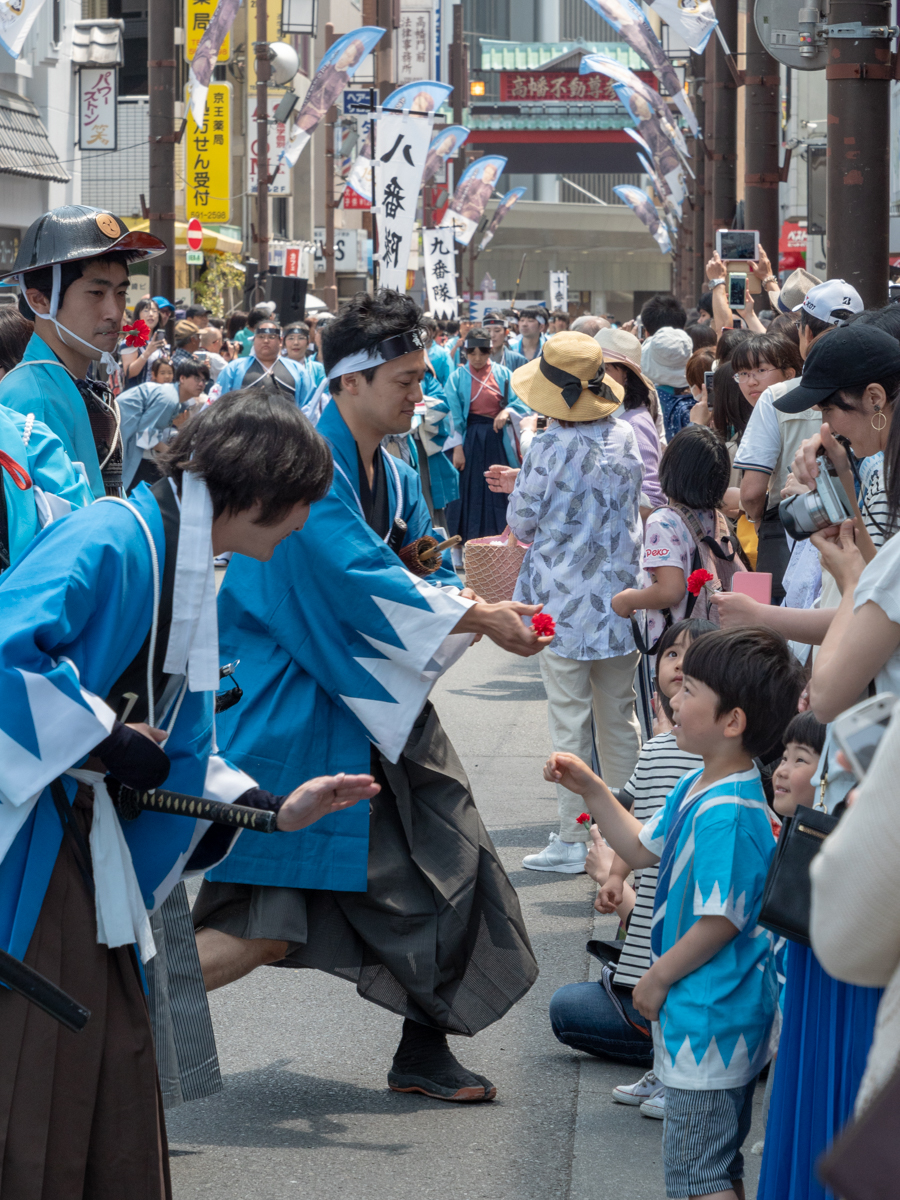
[269,42,300,86]
[753,0,828,70]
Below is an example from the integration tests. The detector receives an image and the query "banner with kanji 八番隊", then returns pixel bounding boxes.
[423,227,458,319]
[373,109,433,291]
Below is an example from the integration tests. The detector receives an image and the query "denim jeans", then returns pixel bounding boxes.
[549,980,655,1066]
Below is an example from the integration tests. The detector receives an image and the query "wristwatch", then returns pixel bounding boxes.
[710,277,726,288]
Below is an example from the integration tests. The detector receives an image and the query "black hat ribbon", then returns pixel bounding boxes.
[539,352,606,407]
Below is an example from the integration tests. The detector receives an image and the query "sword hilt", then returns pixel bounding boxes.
[117,787,279,833]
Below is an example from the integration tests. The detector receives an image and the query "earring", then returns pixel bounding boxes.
[872,408,888,431]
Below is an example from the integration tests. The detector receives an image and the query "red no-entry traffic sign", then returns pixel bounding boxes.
[187,218,204,251]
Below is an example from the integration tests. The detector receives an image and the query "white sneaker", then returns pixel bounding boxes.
[612,1069,660,1106]
[522,833,587,874]
[639,1088,665,1119]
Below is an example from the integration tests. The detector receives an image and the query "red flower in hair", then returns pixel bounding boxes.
[687,568,714,597]
[122,319,151,348]
[576,812,591,826]
[532,613,556,637]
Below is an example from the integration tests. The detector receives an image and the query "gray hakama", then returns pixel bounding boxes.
[193,703,538,1035]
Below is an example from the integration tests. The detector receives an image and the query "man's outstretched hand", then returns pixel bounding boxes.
[277,774,380,832]
[454,600,553,657]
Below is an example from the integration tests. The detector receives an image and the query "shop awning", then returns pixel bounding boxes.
[121,219,243,257]
[0,90,70,183]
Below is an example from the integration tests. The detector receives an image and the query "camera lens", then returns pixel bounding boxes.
[778,491,833,540]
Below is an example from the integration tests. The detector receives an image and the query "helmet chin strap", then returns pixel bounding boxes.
[18,265,120,376]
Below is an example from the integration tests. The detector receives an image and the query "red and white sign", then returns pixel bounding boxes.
[284,246,301,277]
[342,185,372,210]
[499,69,657,103]
[187,218,204,251]
[778,221,807,272]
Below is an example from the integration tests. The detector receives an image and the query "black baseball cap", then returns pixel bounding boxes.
[774,324,900,413]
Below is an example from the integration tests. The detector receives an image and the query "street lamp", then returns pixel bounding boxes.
[281,0,318,36]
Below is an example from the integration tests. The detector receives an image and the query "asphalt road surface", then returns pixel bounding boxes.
[168,638,764,1199]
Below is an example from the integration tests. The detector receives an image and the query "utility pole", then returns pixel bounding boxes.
[825,0,892,304]
[690,51,706,298]
[703,0,738,262]
[744,0,780,265]
[323,23,338,312]
[148,0,176,299]
[255,0,271,302]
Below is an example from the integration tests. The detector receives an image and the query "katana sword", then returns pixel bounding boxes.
[115,786,279,833]
[0,947,91,1033]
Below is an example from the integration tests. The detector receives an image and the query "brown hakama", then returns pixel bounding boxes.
[0,786,171,1200]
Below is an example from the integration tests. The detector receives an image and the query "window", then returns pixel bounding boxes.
[273,197,289,240]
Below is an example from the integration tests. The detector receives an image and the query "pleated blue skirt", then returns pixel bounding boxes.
[446,413,510,543]
[758,942,883,1200]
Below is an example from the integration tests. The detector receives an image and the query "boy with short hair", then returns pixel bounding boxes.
[544,627,805,1200]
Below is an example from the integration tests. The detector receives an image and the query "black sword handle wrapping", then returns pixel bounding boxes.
[0,947,90,1033]
[123,788,279,833]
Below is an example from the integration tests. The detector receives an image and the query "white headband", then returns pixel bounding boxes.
[19,265,120,376]
[326,348,386,381]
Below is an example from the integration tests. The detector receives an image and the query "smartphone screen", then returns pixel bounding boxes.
[728,274,747,309]
[703,370,715,413]
[717,230,759,260]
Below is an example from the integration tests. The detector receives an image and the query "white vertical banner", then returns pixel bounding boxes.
[549,271,569,310]
[374,109,433,290]
[423,227,458,318]
[79,68,118,150]
[0,0,48,57]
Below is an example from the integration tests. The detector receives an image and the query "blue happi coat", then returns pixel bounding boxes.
[0,485,255,963]
[0,333,107,498]
[207,398,473,893]
[0,405,93,564]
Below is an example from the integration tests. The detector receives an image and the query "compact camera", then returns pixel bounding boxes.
[778,453,853,540]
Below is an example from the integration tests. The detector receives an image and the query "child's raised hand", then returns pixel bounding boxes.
[543,752,599,797]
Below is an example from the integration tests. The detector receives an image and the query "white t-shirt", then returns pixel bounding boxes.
[733,377,823,505]
[854,531,900,696]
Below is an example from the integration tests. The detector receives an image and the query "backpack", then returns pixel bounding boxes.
[631,503,750,653]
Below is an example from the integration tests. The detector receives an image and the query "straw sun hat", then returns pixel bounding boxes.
[593,327,657,393]
[511,331,624,422]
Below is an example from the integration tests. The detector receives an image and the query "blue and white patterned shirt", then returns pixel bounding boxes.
[507,417,643,660]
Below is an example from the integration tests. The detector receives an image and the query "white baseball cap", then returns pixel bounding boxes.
[793,279,864,324]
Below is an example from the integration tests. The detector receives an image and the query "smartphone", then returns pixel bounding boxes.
[728,273,747,309]
[731,572,772,605]
[716,229,760,261]
[833,692,898,780]
[703,369,715,404]
[536,415,548,430]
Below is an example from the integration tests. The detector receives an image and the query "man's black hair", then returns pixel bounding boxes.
[156,387,332,524]
[683,627,806,757]
[686,322,717,351]
[640,293,687,335]
[658,424,731,509]
[323,288,424,394]
[697,291,714,317]
[0,307,32,373]
[173,359,205,383]
[209,316,224,330]
[851,302,900,343]
[654,617,717,721]
[519,307,546,324]
[246,307,271,331]
[799,307,853,339]
[783,710,827,756]
[18,251,134,320]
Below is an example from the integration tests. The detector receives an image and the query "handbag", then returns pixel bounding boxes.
[462,526,528,604]
[758,794,838,947]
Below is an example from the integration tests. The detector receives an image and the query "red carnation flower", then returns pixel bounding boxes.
[532,612,556,637]
[576,812,591,826]
[686,568,714,597]
[122,319,151,348]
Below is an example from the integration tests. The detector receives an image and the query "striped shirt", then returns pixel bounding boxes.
[613,731,703,989]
